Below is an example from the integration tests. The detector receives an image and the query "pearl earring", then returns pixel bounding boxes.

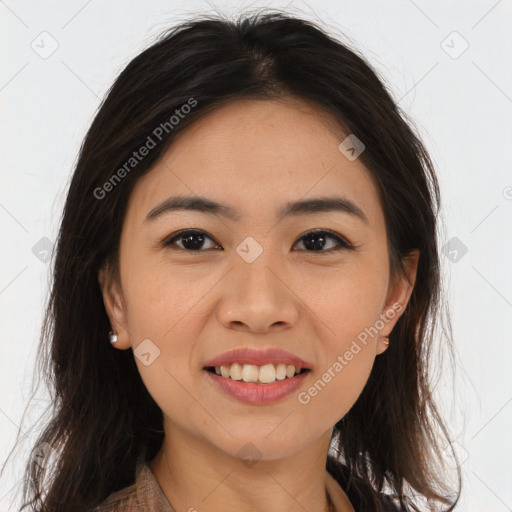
[109,330,118,344]
[382,335,389,346]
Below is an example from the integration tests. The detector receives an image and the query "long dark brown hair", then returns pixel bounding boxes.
[3,9,461,511]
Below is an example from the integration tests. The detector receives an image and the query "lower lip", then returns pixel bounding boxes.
[203,369,310,405]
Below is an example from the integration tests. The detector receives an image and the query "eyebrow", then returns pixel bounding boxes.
[144,195,369,224]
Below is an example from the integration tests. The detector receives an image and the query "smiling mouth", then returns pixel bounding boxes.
[204,363,310,385]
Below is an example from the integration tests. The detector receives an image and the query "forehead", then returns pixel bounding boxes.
[124,97,384,229]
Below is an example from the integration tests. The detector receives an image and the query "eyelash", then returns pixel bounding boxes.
[160,229,356,254]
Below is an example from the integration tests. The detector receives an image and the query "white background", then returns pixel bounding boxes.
[1,1,511,510]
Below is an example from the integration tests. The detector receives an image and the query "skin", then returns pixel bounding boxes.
[99,97,419,512]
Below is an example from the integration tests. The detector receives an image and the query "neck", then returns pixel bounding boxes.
[147,424,354,512]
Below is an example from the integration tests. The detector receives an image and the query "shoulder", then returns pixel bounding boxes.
[93,479,139,512]
[92,462,146,512]
[326,455,413,512]
[92,460,176,512]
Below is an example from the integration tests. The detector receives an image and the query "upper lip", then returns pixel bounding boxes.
[204,348,312,369]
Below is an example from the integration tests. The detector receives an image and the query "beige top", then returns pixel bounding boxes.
[94,461,176,512]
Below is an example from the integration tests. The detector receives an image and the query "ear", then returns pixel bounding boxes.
[376,249,420,355]
[98,263,130,349]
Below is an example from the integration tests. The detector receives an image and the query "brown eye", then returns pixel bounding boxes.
[162,230,220,251]
[293,230,354,252]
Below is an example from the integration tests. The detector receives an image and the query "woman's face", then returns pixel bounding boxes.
[100,97,417,461]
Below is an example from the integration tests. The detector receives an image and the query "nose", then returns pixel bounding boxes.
[216,258,300,334]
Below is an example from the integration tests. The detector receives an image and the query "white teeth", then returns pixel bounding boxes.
[214,363,305,384]
[275,364,287,380]
[258,363,276,384]
[229,363,242,380]
[241,364,259,383]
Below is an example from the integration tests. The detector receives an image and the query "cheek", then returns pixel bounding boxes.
[314,341,375,410]
[122,256,215,344]
[305,260,389,345]
[119,264,209,406]
[302,343,376,425]
[127,290,205,432]
[298,262,387,412]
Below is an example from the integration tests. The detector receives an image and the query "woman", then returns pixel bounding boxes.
[13,10,460,512]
